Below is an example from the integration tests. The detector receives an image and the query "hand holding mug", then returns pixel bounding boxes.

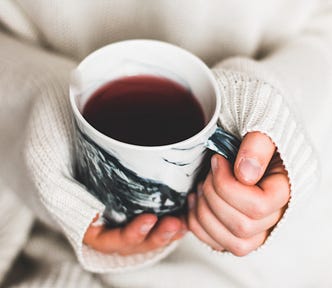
[188,132,290,256]
[71,40,240,256]
[70,40,240,228]
[84,213,187,256]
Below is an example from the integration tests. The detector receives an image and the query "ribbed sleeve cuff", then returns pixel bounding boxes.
[30,171,179,273]
[211,58,319,249]
[27,151,178,273]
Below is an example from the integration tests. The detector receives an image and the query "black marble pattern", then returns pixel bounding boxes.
[74,121,240,227]
[206,127,240,164]
[74,127,188,227]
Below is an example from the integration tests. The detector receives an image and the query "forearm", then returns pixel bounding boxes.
[0,30,77,227]
[208,4,332,249]
[0,31,179,273]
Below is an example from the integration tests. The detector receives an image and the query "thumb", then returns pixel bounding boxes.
[234,132,276,185]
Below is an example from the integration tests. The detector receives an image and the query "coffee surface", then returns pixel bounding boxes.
[83,75,205,146]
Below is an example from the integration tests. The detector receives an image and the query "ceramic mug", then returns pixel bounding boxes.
[69,40,240,227]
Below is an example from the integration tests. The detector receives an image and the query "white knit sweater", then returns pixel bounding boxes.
[0,0,332,287]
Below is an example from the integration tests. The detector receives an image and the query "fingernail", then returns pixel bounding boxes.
[140,222,155,234]
[91,216,105,227]
[238,157,261,182]
[211,156,218,174]
[162,230,177,241]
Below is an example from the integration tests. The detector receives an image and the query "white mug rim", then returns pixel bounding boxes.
[69,39,221,151]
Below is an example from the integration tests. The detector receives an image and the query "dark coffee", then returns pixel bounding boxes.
[83,75,205,146]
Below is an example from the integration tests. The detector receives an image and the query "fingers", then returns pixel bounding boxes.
[83,213,187,256]
[188,191,268,256]
[233,132,276,185]
[84,213,158,254]
[201,178,283,239]
[210,155,289,219]
[187,194,225,251]
[145,216,185,246]
[120,214,158,246]
[188,148,290,256]
[120,215,186,255]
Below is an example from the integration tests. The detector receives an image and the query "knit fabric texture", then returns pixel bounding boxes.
[0,0,331,286]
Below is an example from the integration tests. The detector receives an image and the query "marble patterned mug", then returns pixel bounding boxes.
[69,40,240,227]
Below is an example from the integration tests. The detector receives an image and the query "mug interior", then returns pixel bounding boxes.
[71,40,220,147]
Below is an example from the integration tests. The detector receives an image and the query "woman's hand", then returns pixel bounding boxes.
[188,132,290,256]
[84,214,187,256]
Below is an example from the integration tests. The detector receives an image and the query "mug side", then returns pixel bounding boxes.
[69,39,223,226]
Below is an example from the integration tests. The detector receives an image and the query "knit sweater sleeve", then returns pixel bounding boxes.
[211,1,332,248]
[0,31,178,273]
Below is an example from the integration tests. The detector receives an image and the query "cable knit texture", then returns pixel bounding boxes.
[22,66,180,272]
[211,65,320,250]
[0,32,179,273]
[0,0,331,286]
[213,65,319,202]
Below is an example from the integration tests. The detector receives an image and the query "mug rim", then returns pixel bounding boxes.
[69,39,221,151]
